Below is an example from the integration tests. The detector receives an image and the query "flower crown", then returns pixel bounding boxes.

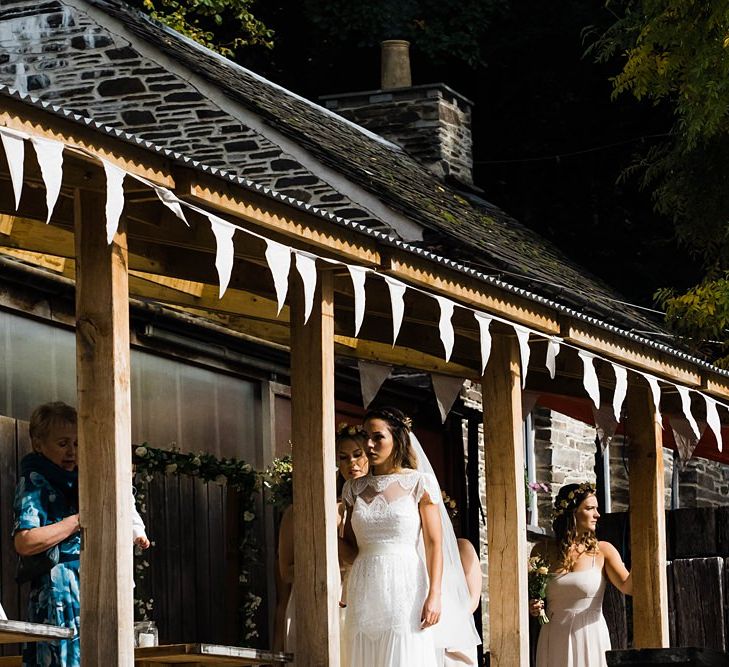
[336,423,367,438]
[379,410,413,431]
[552,482,596,518]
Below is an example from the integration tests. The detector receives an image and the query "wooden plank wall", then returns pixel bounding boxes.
[0,416,32,656]
[141,471,242,646]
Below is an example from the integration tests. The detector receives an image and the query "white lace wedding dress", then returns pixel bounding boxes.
[342,470,441,667]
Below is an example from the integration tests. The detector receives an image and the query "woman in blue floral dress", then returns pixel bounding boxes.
[13,402,81,667]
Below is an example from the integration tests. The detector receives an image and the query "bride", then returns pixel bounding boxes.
[341,407,480,666]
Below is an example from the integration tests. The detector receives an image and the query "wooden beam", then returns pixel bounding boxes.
[482,334,529,667]
[626,381,669,648]
[74,189,134,665]
[290,271,340,666]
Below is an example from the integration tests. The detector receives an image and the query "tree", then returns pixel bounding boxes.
[127,0,273,57]
[596,1,729,363]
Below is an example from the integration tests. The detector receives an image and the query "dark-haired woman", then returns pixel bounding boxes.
[530,482,632,667]
[341,407,444,667]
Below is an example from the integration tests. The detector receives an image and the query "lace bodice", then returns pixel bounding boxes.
[342,470,442,642]
[342,471,441,549]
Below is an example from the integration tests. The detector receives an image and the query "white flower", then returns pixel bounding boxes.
[215,474,227,485]
[242,463,252,472]
[192,457,201,467]
[165,463,177,474]
[243,511,255,522]
[135,446,148,458]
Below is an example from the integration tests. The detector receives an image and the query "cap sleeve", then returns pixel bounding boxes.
[415,472,442,505]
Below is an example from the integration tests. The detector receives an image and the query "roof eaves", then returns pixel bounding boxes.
[1,84,725,379]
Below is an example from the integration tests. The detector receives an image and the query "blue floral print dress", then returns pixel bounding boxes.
[13,453,80,667]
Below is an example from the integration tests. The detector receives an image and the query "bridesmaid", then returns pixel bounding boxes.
[274,423,369,660]
[529,482,632,667]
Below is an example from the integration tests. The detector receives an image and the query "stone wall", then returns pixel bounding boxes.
[321,84,473,184]
[0,1,386,227]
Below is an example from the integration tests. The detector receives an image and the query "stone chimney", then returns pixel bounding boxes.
[321,41,474,185]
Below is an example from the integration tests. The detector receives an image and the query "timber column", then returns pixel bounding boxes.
[626,382,669,647]
[74,189,135,664]
[482,333,529,666]
[290,270,340,666]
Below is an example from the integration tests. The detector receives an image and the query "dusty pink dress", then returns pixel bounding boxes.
[536,555,611,667]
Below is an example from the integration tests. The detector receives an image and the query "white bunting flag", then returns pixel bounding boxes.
[347,265,368,337]
[522,390,540,419]
[208,215,236,298]
[432,374,464,423]
[435,296,455,362]
[474,312,493,375]
[385,276,406,346]
[676,385,700,440]
[294,252,318,324]
[545,337,561,380]
[640,373,662,425]
[102,161,126,244]
[592,403,619,450]
[154,186,188,225]
[0,130,25,210]
[578,351,600,409]
[704,394,723,453]
[671,415,706,468]
[31,137,64,224]
[611,364,628,423]
[359,360,392,408]
[514,325,531,388]
[265,240,291,315]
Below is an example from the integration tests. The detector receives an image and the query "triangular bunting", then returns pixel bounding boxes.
[435,296,455,362]
[704,394,723,453]
[545,337,561,380]
[522,390,540,419]
[592,403,619,450]
[612,364,628,423]
[359,360,392,408]
[208,214,236,298]
[265,240,291,315]
[31,137,63,224]
[578,351,600,410]
[474,312,492,376]
[432,374,464,423]
[294,252,318,324]
[514,325,531,389]
[671,415,707,469]
[102,160,126,244]
[0,130,25,209]
[640,372,662,425]
[676,385,700,440]
[153,185,188,225]
[346,265,368,337]
[384,277,406,346]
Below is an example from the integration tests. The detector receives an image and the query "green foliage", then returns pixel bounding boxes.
[128,0,273,57]
[261,455,293,509]
[302,0,509,66]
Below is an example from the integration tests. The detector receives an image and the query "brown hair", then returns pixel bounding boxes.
[363,406,417,470]
[29,402,77,452]
[552,482,599,571]
[335,425,369,497]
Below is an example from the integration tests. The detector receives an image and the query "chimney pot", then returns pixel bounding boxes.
[381,40,412,90]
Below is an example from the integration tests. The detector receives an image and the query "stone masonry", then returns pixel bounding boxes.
[321,84,474,185]
[0,1,387,228]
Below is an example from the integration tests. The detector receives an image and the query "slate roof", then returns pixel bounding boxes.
[69,1,668,336]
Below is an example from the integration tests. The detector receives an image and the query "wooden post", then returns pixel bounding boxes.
[482,334,529,666]
[626,382,669,647]
[290,270,340,666]
[74,189,135,664]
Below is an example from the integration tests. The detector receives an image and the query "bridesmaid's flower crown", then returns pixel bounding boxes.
[336,423,367,438]
[552,481,596,518]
